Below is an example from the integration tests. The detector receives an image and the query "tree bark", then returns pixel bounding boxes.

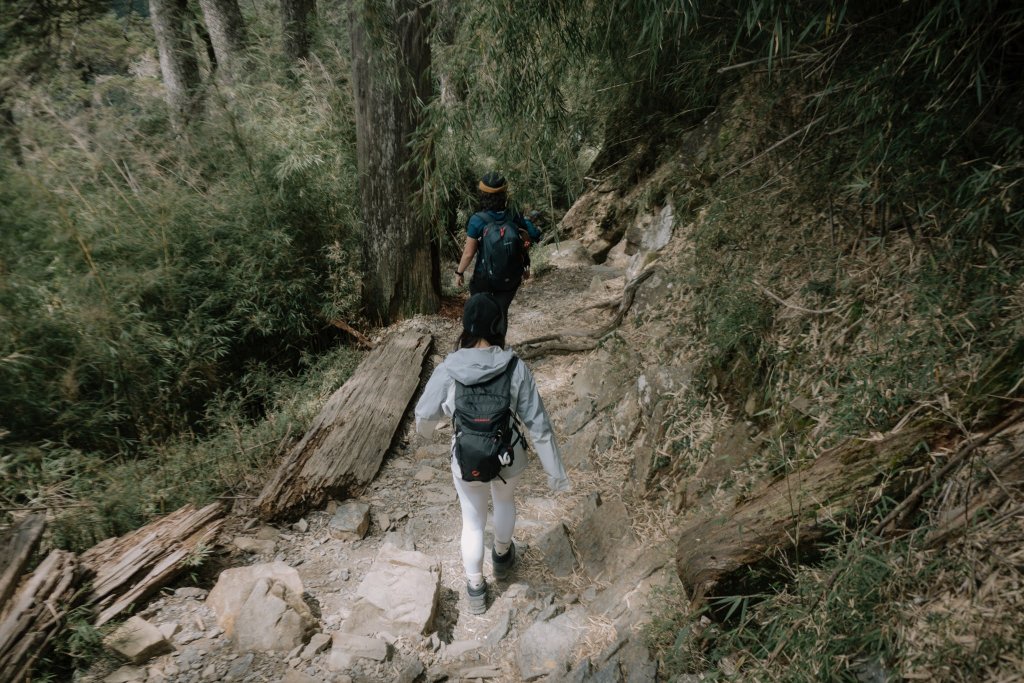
[350,0,439,323]
[281,0,316,63]
[148,0,203,127]
[0,550,79,682]
[675,422,944,603]
[0,515,46,610]
[254,329,432,520]
[198,0,247,81]
[81,502,224,626]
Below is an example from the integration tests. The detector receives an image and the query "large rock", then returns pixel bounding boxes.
[340,544,441,637]
[625,202,674,255]
[535,523,578,577]
[574,497,639,580]
[561,188,623,262]
[233,576,316,651]
[328,632,388,671]
[104,617,173,664]
[206,562,312,644]
[534,240,594,268]
[515,608,588,681]
[329,501,370,541]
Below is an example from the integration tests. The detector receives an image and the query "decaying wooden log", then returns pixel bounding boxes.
[676,423,943,602]
[0,514,46,610]
[255,329,432,520]
[0,549,78,682]
[81,502,224,626]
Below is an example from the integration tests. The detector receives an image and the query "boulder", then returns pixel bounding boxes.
[206,561,308,639]
[624,202,674,254]
[103,617,173,664]
[515,608,588,681]
[301,632,332,659]
[341,544,441,637]
[534,523,577,577]
[232,576,316,652]
[562,421,599,469]
[535,240,594,268]
[329,501,370,541]
[561,188,622,262]
[574,497,640,580]
[483,609,512,648]
[328,633,389,671]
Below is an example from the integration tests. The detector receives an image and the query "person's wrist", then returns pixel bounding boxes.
[455,269,463,276]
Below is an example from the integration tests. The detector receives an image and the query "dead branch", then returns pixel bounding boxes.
[329,319,375,349]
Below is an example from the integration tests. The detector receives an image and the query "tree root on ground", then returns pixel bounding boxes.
[515,268,656,360]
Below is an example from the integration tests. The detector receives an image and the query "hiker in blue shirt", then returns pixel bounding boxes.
[454,172,541,317]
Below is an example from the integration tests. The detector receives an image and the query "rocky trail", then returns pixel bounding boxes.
[84,235,682,683]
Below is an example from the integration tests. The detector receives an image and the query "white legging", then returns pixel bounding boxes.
[452,473,519,579]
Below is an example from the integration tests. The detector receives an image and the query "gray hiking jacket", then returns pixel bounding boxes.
[414,346,570,492]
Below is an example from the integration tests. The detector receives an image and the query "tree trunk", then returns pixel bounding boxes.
[281,0,316,63]
[0,515,46,610]
[81,502,224,626]
[254,329,432,520]
[198,0,247,81]
[675,423,943,603]
[149,0,203,127]
[350,0,439,323]
[0,550,79,682]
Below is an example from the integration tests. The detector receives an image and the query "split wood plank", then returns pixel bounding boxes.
[0,514,46,610]
[255,329,432,520]
[0,549,78,683]
[81,502,224,626]
[676,423,943,602]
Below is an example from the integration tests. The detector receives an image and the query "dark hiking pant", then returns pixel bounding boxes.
[469,280,519,324]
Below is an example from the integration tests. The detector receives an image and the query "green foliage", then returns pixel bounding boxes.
[0,8,361,454]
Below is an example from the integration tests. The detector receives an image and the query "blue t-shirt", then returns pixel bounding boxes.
[466,210,540,242]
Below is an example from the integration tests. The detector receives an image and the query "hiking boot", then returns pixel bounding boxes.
[467,580,487,615]
[492,541,516,580]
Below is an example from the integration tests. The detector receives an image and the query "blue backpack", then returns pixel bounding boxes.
[475,212,527,292]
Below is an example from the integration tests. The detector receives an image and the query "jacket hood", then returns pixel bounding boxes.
[444,346,516,385]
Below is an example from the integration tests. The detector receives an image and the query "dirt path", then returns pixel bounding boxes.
[87,249,635,683]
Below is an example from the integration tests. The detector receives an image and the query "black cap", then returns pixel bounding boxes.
[463,293,507,338]
[479,172,507,194]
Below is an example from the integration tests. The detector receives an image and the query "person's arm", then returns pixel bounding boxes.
[455,238,478,288]
[513,361,570,492]
[522,215,541,242]
[415,363,452,438]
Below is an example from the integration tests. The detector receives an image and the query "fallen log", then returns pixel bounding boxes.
[81,502,224,626]
[676,422,943,602]
[0,514,46,609]
[255,329,432,520]
[0,549,78,683]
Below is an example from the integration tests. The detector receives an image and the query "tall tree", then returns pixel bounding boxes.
[148,0,202,127]
[349,0,439,323]
[281,0,315,63]
[197,0,247,81]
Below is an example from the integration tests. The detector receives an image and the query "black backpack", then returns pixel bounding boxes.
[452,357,523,482]
[475,212,527,292]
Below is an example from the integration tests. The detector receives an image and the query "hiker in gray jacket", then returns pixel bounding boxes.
[414,293,570,615]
